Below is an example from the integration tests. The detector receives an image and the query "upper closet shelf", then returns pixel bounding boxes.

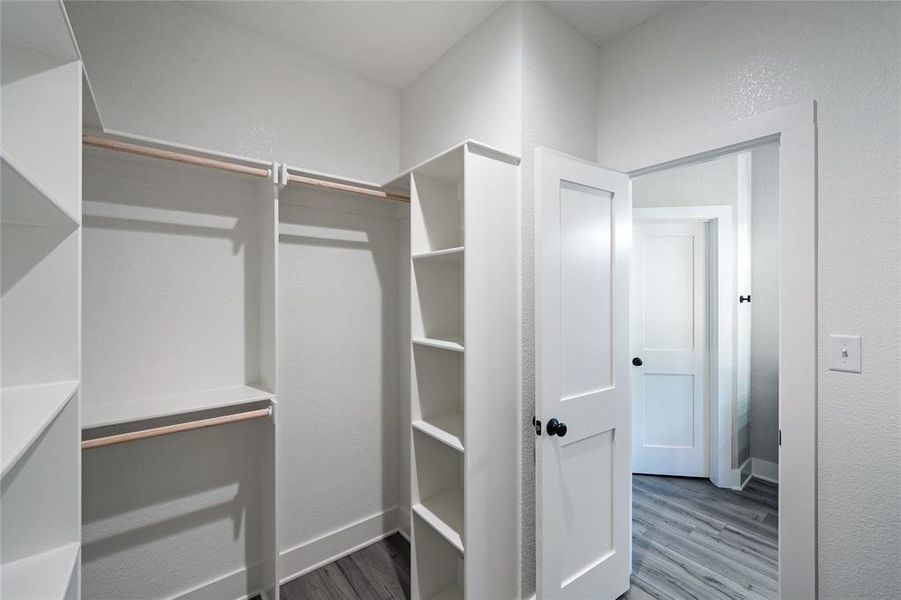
[413,414,464,453]
[1,150,80,228]
[82,384,273,430]
[412,247,464,265]
[0,541,79,600]
[1,380,79,478]
[413,335,464,353]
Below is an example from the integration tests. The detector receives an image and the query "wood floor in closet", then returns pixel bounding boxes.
[280,475,778,600]
[281,533,410,600]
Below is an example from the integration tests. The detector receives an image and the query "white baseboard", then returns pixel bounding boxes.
[171,507,400,600]
[279,506,400,585]
[176,561,270,600]
[751,458,779,484]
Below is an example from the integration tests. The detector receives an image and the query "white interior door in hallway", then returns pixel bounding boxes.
[630,219,709,477]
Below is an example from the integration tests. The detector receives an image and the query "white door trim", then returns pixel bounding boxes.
[611,100,817,599]
[633,206,734,487]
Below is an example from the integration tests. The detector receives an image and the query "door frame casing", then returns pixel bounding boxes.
[614,100,817,599]
[632,206,735,487]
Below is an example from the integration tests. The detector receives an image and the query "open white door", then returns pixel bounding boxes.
[535,148,631,600]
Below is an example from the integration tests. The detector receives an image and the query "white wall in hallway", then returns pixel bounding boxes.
[750,143,780,467]
[596,2,901,596]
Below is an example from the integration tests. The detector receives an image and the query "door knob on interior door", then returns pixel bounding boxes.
[546,418,567,437]
[632,357,643,366]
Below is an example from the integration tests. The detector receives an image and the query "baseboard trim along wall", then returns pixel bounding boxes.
[174,507,401,600]
[397,506,411,541]
[752,458,779,484]
[279,507,401,585]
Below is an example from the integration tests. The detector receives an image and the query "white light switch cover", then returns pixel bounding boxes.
[829,334,862,373]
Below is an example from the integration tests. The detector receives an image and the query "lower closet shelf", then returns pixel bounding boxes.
[1,380,79,477]
[429,584,464,600]
[82,384,274,430]
[412,490,464,553]
[0,542,79,600]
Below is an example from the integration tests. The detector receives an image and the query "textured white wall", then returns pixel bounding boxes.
[399,2,522,170]
[66,1,400,182]
[750,143,780,466]
[278,188,401,572]
[596,3,901,596]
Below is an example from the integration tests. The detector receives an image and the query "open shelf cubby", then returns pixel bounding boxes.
[412,344,463,453]
[412,512,464,600]
[412,430,464,553]
[81,148,278,429]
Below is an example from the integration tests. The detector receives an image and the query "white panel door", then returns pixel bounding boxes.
[631,220,708,477]
[536,148,631,600]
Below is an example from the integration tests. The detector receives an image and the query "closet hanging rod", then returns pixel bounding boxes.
[81,406,272,450]
[82,135,411,202]
[83,135,271,178]
[286,173,409,203]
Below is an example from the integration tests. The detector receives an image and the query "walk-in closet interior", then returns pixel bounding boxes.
[3,1,900,600]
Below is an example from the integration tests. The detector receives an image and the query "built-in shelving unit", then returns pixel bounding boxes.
[403,142,520,599]
[1,2,83,598]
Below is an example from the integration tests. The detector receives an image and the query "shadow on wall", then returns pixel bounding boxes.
[82,419,269,599]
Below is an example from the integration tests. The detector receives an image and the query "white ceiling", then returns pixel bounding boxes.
[182,1,684,90]
[181,1,503,90]
[540,1,687,48]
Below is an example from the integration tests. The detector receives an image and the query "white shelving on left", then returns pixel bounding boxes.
[1,2,85,598]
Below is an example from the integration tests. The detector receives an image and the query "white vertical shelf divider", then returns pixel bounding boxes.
[1,1,84,598]
[408,142,520,599]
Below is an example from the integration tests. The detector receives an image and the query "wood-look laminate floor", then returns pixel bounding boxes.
[623,475,779,600]
[281,533,410,600]
[281,475,777,600]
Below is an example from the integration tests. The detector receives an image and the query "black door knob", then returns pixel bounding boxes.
[632,357,643,366]
[546,418,567,437]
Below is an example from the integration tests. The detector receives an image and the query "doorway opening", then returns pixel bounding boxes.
[626,144,781,599]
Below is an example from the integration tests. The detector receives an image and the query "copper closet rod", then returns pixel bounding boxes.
[81,407,272,450]
[83,135,410,203]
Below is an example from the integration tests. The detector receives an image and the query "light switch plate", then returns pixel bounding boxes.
[829,334,862,373]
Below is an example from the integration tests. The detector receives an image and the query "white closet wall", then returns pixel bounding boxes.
[277,184,403,576]
[65,0,400,182]
[1,1,83,598]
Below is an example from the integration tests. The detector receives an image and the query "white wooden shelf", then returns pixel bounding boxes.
[0,542,79,600]
[412,246,464,265]
[1,150,80,228]
[82,384,274,430]
[1,381,79,477]
[413,489,464,554]
[429,584,464,600]
[412,335,464,353]
[413,414,464,453]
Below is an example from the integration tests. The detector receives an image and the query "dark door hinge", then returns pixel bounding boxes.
[532,416,541,436]
[778,429,782,446]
